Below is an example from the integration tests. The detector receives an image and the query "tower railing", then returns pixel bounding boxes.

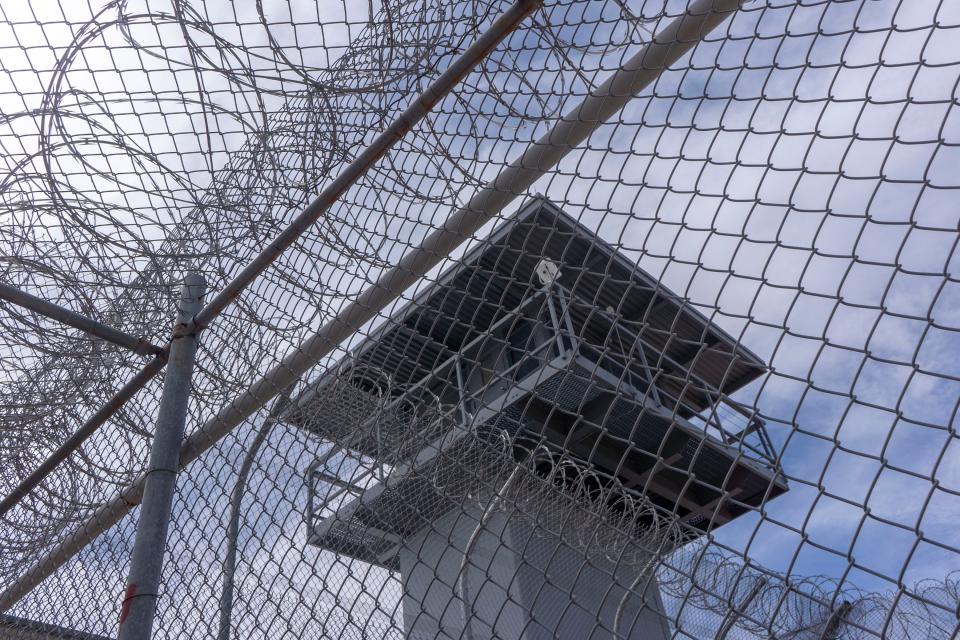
[302,280,783,543]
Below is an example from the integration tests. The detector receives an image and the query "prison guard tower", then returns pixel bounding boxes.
[283,199,788,639]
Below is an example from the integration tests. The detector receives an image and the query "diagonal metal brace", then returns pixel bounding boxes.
[0,282,165,357]
[0,0,743,611]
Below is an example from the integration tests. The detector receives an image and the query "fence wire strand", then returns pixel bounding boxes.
[1,0,959,638]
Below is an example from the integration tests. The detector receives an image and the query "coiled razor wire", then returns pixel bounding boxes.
[0,0,514,570]
[297,365,960,639]
[0,0,959,638]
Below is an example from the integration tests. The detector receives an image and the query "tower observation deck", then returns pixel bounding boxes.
[284,198,787,638]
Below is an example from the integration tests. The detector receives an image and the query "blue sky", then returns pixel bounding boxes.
[1,0,959,637]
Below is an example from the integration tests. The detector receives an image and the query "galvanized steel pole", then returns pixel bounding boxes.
[0,0,741,610]
[184,0,544,336]
[0,356,166,519]
[116,274,205,640]
[717,576,766,639]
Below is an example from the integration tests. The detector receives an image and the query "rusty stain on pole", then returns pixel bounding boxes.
[117,274,205,640]
[0,356,166,519]
[0,0,742,610]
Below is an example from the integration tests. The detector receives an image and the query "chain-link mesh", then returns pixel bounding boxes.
[1,0,959,638]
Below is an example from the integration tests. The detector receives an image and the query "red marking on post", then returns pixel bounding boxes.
[119,582,137,625]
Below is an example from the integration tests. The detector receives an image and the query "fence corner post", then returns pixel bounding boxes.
[118,273,206,640]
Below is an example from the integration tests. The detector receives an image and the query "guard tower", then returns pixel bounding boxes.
[284,198,787,639]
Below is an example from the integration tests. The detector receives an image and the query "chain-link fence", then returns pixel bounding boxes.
[0,0,958,638]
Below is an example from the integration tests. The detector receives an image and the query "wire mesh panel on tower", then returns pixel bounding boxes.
[0,0,959,639]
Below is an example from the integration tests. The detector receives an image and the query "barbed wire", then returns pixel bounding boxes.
[299,364,960,639]
[0,0,507,568]
[0,0,958,638]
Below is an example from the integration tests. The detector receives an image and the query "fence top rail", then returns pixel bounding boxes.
[1,1,959,639]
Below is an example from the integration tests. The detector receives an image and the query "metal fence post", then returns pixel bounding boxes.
[117,274,206,640]
[0,1,747,611]
[820,601,854,640]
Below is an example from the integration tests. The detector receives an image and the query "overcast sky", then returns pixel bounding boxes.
[1,0,959,638]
